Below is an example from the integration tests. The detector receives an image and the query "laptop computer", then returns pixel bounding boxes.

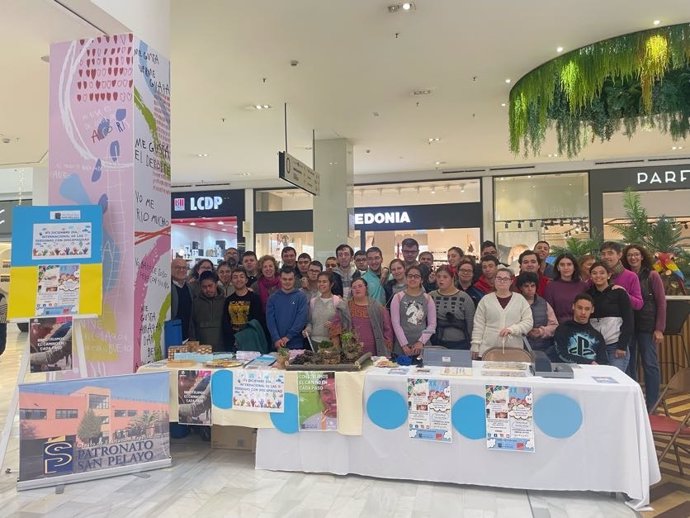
[422,348,472,368]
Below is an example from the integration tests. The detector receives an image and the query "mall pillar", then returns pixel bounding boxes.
[48,34,171,375]
[313,139,354,259]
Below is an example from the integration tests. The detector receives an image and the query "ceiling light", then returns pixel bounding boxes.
[653,20,661,26]
[240,172,252,176]
[501,103,506,107]
[430,188,436,195]
[672,146,683,150]
[196,153,208,157]
[413,88,432,96]
[556,46,564,53]
[190,222,196,226]
[428,137,440,143]
[253,104,272,110]
[218,221,224,225]
[435,160,446,166]
[402,2,413,10]
[505,78,511,84]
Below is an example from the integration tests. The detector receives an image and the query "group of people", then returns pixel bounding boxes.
[170,237,666,411]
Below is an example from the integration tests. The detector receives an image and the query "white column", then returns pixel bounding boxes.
[313,139,354,260]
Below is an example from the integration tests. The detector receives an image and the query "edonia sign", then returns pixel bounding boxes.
[354,211,411,225]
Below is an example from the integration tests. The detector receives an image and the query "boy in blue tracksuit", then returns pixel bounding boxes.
[266,267,309,350]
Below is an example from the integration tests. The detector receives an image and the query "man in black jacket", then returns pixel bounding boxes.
[554,293,608,365]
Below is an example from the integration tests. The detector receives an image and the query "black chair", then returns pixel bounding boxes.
[664,299,690,376]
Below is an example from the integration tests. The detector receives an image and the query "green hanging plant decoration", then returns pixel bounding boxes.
[509,24,690,158]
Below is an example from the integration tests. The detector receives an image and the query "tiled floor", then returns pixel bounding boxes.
[0,327,642,517]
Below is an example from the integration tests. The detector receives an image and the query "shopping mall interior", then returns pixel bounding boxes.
[1,1,689,516]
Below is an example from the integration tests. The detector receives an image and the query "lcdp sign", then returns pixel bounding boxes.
[636,169,690,186]
[173,196,223,212]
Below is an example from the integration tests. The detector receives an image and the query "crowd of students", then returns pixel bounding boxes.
[170,238,667,412]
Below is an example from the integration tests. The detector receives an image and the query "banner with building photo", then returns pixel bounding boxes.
[8,205,103,319]
[29,317,74,373]
[18,372,170,490]
[177,370,212,426]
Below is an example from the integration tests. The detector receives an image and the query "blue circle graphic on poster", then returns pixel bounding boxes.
[534,393,583,438]
[211,370,233,409]
[366,389,408,430]
[271,393,299,434]
[452,395,486,440]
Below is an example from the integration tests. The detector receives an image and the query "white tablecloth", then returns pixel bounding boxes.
[256,364,660,510]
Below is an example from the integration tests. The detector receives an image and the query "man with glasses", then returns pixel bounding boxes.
[171,257,193,340]
[302,261,323,300]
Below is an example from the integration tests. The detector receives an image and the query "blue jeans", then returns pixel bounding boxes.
[606,343,629,372]
[626,332,661,411]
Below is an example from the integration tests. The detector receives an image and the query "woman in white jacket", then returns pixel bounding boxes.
[471,268,533,359]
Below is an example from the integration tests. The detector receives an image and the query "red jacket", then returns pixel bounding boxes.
[473,275,495,294]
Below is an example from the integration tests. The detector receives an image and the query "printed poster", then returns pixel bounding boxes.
[232,370,285,412]
[32,222,92,260]
[297,372,337,431]
[407,377,452,442]
[485,385,535,452]
[177,370,212,426]
[29,317,74,373]
[35,265,80,316]
[18,372,170,490]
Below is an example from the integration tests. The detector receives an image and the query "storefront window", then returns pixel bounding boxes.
[494,172,588,266]
[172,217,238,265]
[603,190,690,242]
[254,180,482,264]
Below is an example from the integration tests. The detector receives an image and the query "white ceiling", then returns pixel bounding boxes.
[1,0,689,188]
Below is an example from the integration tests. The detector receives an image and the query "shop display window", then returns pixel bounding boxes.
[172,216,238,265]
[494,172,589,265]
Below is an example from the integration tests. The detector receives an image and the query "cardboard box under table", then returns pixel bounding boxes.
[137,362,367,435]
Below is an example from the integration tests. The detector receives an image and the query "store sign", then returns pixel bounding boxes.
[354,211,411,225]
[170,190,244,219]
[636,169,690,186]
[173,196,223,212]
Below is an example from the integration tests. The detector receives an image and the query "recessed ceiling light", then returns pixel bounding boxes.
[435,161,446,165]
[672,146,684,150]
[505,78,511,84]
[428,137,440,143]
[190,222,196,226]
[254,104,272,110]
[240,172,252,176]
[402,2,413,10]
[218,221,224,225]
[196,153,208,157]
[653,20,661,26]
[556,46,564,53]
[501,103,506,107]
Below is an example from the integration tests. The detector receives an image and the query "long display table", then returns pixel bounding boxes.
[254,364,660,510]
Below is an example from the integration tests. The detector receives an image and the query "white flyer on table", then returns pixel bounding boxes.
[485,385,534,452]
[232,369,285,412]
[407,377,452,442]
